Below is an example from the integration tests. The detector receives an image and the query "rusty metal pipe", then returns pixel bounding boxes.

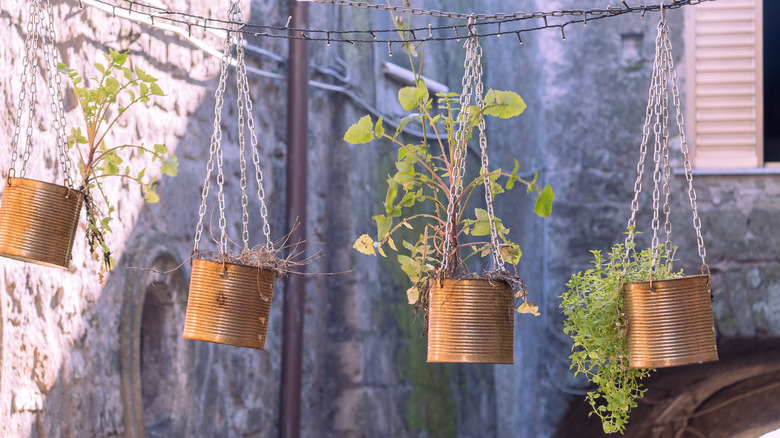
[280,1,308,437]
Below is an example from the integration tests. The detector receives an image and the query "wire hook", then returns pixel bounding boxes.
[660,3,666,21]
[516,32,523,45]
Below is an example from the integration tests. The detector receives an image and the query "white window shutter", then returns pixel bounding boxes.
[685,0,763,168]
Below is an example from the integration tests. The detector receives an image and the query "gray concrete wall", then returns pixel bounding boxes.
[1,1,779,437]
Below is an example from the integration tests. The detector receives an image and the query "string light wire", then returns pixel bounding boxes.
[76,0,715,45]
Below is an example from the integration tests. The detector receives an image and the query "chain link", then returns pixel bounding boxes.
[193,3,235,254]
[42,0,73,188]
[440,19,477,275]
[9,0,40,179]
[664,19,708,272]
[626,12,708,274]
[471,31,506,273]
[234,3,250,251]
[20,2,42,179]
[236,35,273,250]
[8,0,71,186]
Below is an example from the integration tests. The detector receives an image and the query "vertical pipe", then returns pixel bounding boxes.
[280,1,308,437]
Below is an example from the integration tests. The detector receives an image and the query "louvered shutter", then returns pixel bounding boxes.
[685,0,763,168]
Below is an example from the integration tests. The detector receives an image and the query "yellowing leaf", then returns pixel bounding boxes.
[516,301,540,316]
[406,286,420,305]
[353,234,376,255]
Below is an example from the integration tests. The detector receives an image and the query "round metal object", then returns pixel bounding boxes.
[427,278,514,364]
[183,258,276,350]
[624,274,718,368]
[0,177,83,269]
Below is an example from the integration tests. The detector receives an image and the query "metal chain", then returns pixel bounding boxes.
[440,19,477,275]
[663,18,708,272]
[41,0,73,188]
[624,19,662,263]
[233,4,250,251]
[626,12,709,274]
[471,30,506,273]
[193,3,234,254]
[660,20,673,270]
[237,33,273,250]
[649,14,668,274]
[9,0,40,179]
[19,1,43,179]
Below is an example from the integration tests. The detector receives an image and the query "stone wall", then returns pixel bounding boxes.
[1,1,779,437]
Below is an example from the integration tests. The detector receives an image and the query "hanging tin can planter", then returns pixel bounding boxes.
[0,177,83,269]
[427,278,514,364]
[0,1,81,269]
[183,3,283,351]
[624,274,718,368]
[183,258,276,350]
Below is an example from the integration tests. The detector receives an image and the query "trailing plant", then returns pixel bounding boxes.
[346,26,553,316]
[58,49,177,275]
[560,239,682,434]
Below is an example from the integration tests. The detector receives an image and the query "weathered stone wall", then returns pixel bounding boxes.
[1,0,779,437]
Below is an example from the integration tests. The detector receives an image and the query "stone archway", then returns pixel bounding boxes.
[119,235,191,438]
[554,338,780,438]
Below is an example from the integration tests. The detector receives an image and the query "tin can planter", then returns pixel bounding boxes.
[624,274,718,368]
[0,177,83,269]
[427,278,514,364]
[183,258,276,350]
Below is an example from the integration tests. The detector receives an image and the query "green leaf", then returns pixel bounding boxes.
[484,89,527,118]
[123,67,134,80]
[471,208,492,236]
[387,236,398,251]
[344,115,375,144]
[394,114,419,139]
[95,63,106,74]
[533,184,555,218]
[161,155,178,176]
[373,215,392,240]
[374,116,385,138]
[398,85,428,111]
[154,143,168,154]
[353,234,376,255]
[150,82,165,96]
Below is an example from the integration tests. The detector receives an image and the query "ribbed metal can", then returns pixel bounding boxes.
[183,258,276,350]
[624,274,718,369]
[0,177,83,269]
[427,278,514,364]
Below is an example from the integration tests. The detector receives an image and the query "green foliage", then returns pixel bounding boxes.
[560,241,681,434]
[346,58,553,313]
[59,49,176,275]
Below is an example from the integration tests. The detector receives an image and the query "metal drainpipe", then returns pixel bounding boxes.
[280,1,308,437]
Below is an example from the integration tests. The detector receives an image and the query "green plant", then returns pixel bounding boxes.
[560,240,681,434]
[346,33,553,315]
[58,49,177,275]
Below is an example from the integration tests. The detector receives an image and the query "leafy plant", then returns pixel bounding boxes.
[346,33,553,314]
[58,49,177,275]
[560,240,681,434]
